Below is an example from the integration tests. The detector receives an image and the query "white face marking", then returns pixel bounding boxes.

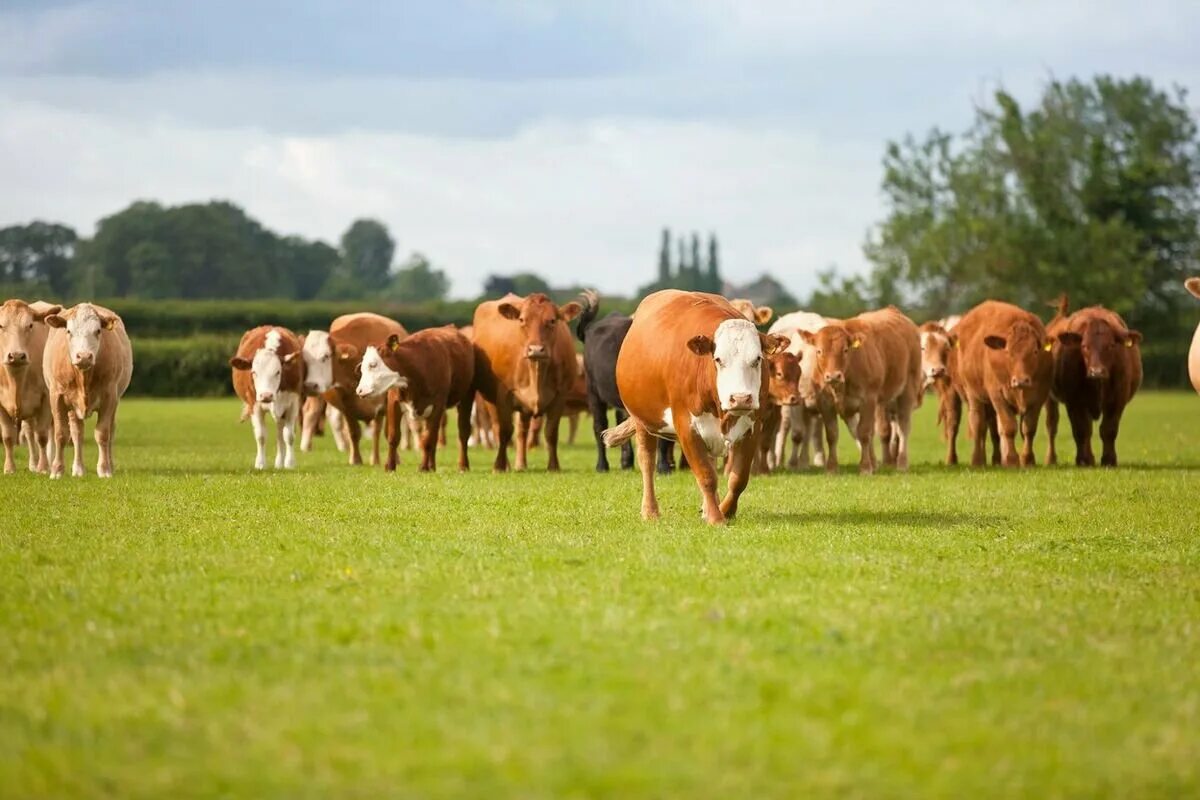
[356,345,405,398]
[302,330,334,393]
[65,305,105,367]
[250,347,285,402]
[711,319,763,412]
[921,331,952,382]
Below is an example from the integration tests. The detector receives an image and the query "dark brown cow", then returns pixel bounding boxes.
[1046,305,1142,466]
[919,321,962,465]
[230,325,305,470]
[755,351,802,474]
[602,290,788,524]
[0,300,61,474]
[325,312,409,466]
[355,325,480,472]
[952,301,1053,467]
[471,293,582,472]
[798,307,922,474]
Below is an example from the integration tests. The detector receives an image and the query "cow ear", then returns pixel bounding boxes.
[230,356,252,370]
[558,301,582,322]
[947,333,958,349]
[498,303,521,321]
[99,314,118,331]
[984,335,1007,350]
[687,335,715,356]
[387,334,403,353]
[32,304,62,322]
[1120,330,1142,347]
[283,351,299,364]
[337,344,358,362]
[44,314,66,329]
[1185,277,1200,300]
[850,335,865,350]
[797,330,816,345]
[754,307,773,325]
[762,334,790,356]
[1056,332,1081,347]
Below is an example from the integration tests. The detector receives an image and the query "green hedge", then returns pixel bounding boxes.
[131,336,242,397]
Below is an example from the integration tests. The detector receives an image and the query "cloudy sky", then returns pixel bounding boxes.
[2,1,1198,298]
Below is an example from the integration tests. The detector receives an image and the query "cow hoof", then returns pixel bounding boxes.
[49,471,63,480]
[72,465,85,478]
[595,464,609,473]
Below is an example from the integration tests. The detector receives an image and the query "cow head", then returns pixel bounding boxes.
[1056,319,1141,381]
[767,351,801,407]
[230,329,298,404]
[798,324,865,401]
[730,299,774,326]
[497,293,581,361]
[983,321,1046,390]
[688,319,787,414]
[44,303,116,372]
[0,300,60,369]
[301,330,334,395]
[919,322,956,389]
[356,336,408,398]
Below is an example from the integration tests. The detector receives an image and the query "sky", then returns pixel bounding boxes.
[2,1,1198,299]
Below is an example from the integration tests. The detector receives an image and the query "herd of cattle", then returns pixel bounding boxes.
[2,280,1200,523]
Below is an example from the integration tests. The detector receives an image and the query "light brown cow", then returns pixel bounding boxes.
[1047,305,1142,466]
[230,326,305,470]
[730,298,774,327]
[1187,278,1200,394]
[43,303,133,478]
[527,353,588,448]
[324,312,409,466]
[919,320,962,465]
[798,307,922,473]
[0,300,61,473]
[952,301,1054,467]
[472,293,582,472]
[355,325,480,472]
[602,290,789,524]
[755,351,802,474]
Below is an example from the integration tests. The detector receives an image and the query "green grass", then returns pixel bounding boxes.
[2,392,1199,799]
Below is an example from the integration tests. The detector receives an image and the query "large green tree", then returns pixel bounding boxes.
[0,221,78,296]
[865,75,1200,336]
[388,253,450,302]
[337,218,395,292]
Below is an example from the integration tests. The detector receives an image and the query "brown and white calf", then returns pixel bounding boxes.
[297,330,337,452]
[799,307,922,473]
[755,350,802,473]
[0,300,61,474]
[919,321,962,465]
[1186,278,1200,395]
[356,325,481,472]
[43,303,133,478]
[603,290,789,524]
[325,312,409,466]
[230,326,304,470]
[768,309,834,468]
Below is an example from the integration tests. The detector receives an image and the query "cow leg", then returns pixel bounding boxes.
[1067,404,1095,466]
[281,397,298,469]
[456,395,472,471]
[49,394,69,479]
[1045,399,1060,465]
[369,416,384,466]
[299,397,320,452]
[986,407,1002,466]
[634,424,660,520]
[544,402,565,472]
[967,398,988,467]
[385,397,401,472]
[0,408,17,475]
[527,415,542,449]
[1019,405,1041,468]
[345,416,363,466]
[874,406,894,467]
[408,415,422,452]
[656,440,675,474]
[514,411,531,471]
[945,391,962,466]
[615,409,634,470]
[678,422,723,525]
[68,410,85,478]
[273,413,286,469]
[439,414,448,447]
[493,397,513,472]
[34,418,51,474]
[774,409,789,468]
[328,406,348,452]
[894,395,914,471]
[1099,404,1123,467]
[94,403,116,478]
[790,413,805,469]
[992,400,1019,467]
[855,400,877,475]
[822,409,839,473]
[567,412,580,446]
[421,407,443,472]
[720,429,757,521]
[589,393,611,472]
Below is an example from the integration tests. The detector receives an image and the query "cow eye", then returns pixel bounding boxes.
[816,348,823,356]
[714,357,724,367]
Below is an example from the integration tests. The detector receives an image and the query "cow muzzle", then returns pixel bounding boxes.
[525,345,549,361]
[4,351,28,366]
[780,394,800,406]
[72,353,95,370]
[257,391,275,403]
[725,393,755,414]
[1087,367,1109,380]
[1010,376,1032,389]
[304,381,320,394]
[926,366,946,379]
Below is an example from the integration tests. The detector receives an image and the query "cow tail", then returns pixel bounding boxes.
[602,416,637,448]
[575,289,600,344]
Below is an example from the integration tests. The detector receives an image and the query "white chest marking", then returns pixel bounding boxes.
[402,402,434,420]
[689,412,754,457]
[659,408,675,435]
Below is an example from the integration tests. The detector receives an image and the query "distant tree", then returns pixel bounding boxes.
[338,218,395,292]
[658,228,672,283]
[705,233,721,293]
[281,237,338,301]
[483,274,516,297]
[803,267,871,318]
[0,221,77,296]
[388,253,450,302]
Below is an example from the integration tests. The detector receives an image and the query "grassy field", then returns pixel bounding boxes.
[2,392,1199,798]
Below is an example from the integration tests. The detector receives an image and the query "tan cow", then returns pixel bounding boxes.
[0,300,61,473]
[602,290,789,524]
[472,293,582,472]
[768,309,834,468]
[918,321,962,464]
[756,351,802,473]
[730,298,774,327]
[324,312,409,466]
[1187,278,1200,394]
[798,307,922,473]
[43,303,133,478]
[230,326,305,470]
[952,300,1053,467]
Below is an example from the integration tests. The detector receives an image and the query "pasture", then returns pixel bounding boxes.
[2,393,1199,798]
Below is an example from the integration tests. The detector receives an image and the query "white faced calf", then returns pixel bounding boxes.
[230,328,303,470]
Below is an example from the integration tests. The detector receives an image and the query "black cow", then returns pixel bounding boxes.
[576,291,679,474]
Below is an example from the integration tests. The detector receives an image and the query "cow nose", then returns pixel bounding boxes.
[526,345,548,360]
[1010,376,1032,388]
[304,381,319,393]
[824,371,844,384]
[729,392,754,410]
[73,353,94,368]
[928,366,946,378]
[356,386,370,397]
[258,392,274,403]
[1087,367,1108,379]
[785,394,800,405]
[5,351,27,365]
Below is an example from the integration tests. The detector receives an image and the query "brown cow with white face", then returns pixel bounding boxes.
[355,325,480,472]
[1046,306,1142,466]
[43,303,133,479]
[0,299,61,473]
[1187,278,1200,395]
[602,290,789,524]
[755,350,802,473]
[472,293,582,472]
[799,307,922,474]
[919,321,962,465]
[230,326,305,470]
[952,301,1053,467]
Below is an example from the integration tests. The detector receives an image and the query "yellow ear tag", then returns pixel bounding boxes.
[851,340,862,350]
[389,338,402,353]
[1043,341,1053,352]
[1124,339,1133,348]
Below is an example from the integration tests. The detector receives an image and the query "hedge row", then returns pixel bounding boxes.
[128,334,1194,397]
